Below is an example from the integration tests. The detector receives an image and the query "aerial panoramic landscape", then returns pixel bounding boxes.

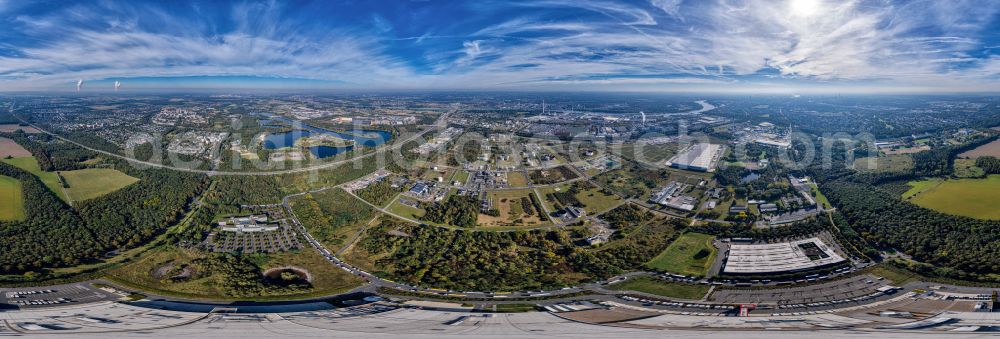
[0,0,999,337]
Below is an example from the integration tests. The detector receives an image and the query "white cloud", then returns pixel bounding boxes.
[0,0,996,92]
[463,40,482,57]
[650,0,683,19]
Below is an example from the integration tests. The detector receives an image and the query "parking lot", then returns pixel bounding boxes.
[0,282,123,309]
[709,274,895,308]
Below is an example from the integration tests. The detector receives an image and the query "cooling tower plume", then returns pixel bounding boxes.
[76,79,83,91]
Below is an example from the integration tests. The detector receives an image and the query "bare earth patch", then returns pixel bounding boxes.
[959,139,1000,158]
[0,124,41,133]
[0,138,31,158]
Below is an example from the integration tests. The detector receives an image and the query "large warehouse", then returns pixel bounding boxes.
[666,143,724,172]
[722,238,846,275]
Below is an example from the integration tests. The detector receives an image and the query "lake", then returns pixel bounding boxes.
[260,115,393,158]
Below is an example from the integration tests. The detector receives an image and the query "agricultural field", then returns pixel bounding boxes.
[907,175,1000,220]
[477,190,549,229]
[853,155,913,173]
[645,232,717,277]
[882,145,930,155]
[608,276,710,300]
[959,138,1000,158]
[506,171,529,187]
[60,168,140,202]
[0,175,25,221]
[0,137,31,157]
[1,156,68,202]
[0,124,42,133]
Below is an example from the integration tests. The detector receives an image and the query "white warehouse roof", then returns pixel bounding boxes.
[723,237,846,274]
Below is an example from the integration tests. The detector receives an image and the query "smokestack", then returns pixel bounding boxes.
[76,79,84,92]
[114,81,121,91]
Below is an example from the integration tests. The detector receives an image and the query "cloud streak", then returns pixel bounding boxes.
[0,0,996,92]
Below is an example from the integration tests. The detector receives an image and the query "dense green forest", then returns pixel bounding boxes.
[76,166,206,249]
[355,179,401,206]
[819,179,1000,280]
[423,195,479,227]
[0,162,99,272]
[1,133,94,171]
[976,156,1000,174]
[797,132,1000,281]
[0,142,207,275]
[358,209,682,290]
[207,176,283,209]
[289,188,375,250]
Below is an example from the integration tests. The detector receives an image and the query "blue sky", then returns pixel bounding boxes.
[0,0,997,93]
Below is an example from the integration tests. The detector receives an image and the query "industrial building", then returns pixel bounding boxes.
[666,143,724,172]
[723,237,846,275]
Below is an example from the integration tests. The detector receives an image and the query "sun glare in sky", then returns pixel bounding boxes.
[790,0,822,17]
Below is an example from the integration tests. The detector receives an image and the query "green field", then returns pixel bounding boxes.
[907,175,1000,220]
[901,177,943,199]
[621,143,677,164]
[61,168,140,202]
[953,158,986,178]
[452,170,470,184]
[809,183,832,209]
[0,175,25,221]
[854,155,913,173]
[1,156,68,202]
[574,185,624,214]
[645,232,717,277]
[387,199,426,221]
[539,183,623,215]
[507,171,529,187]
[608,276,710,300]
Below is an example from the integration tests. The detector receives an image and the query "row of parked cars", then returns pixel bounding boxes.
[619,295,737,312]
